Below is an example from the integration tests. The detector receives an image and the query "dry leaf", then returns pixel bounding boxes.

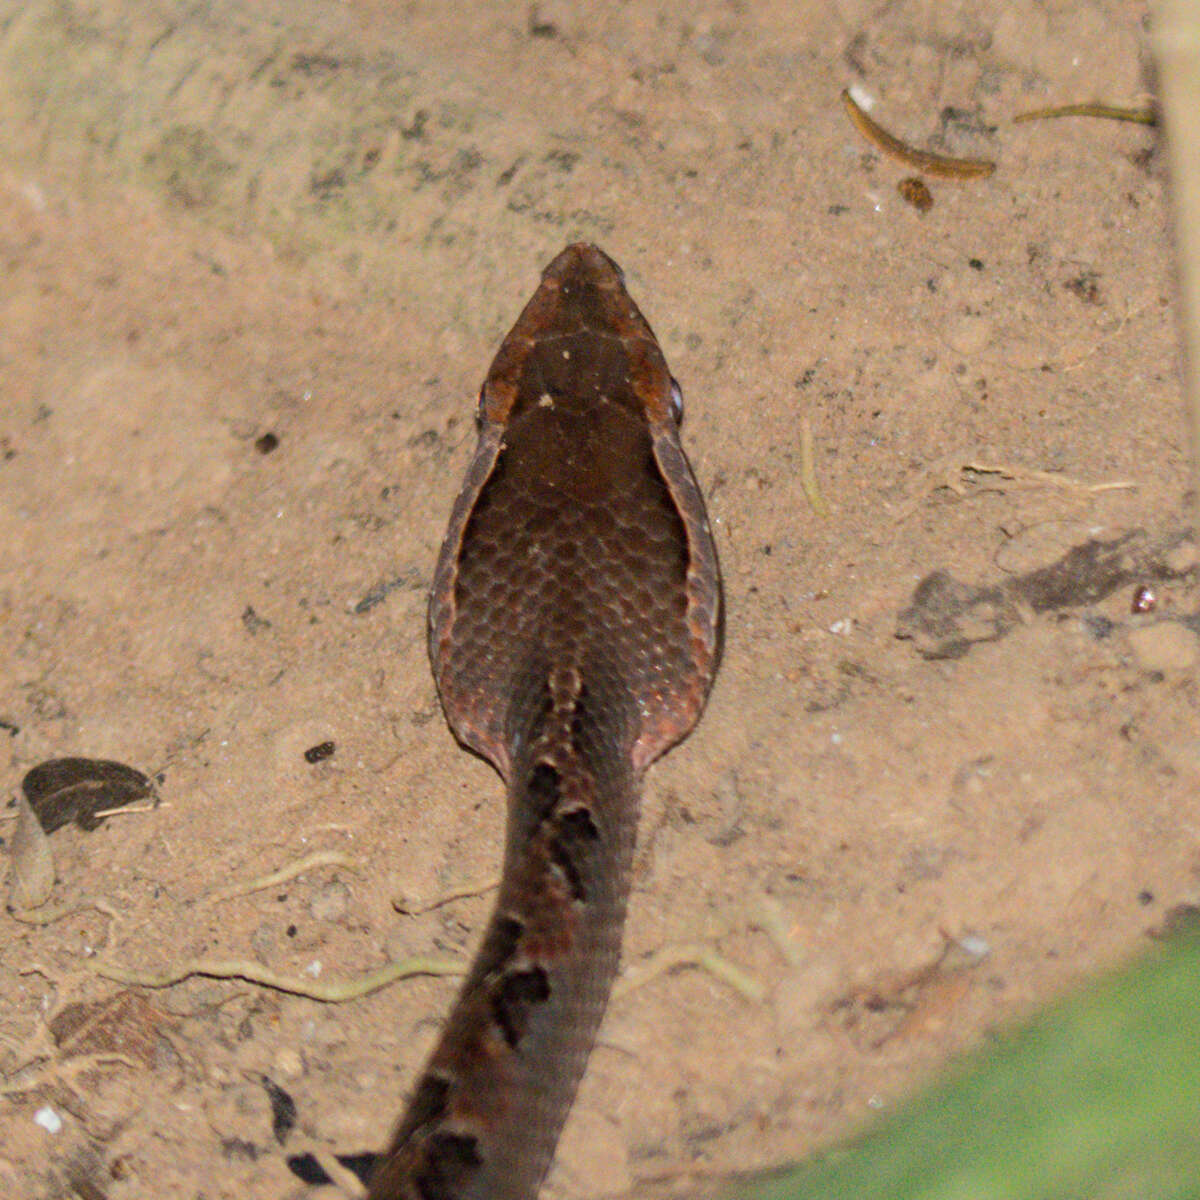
[9,791,55,909]
[22,757,157,833]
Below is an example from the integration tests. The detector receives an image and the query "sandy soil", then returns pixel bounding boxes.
[1,2,1197,1198]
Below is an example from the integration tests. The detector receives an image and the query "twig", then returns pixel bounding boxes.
[755,897,807,970]
[1013,102,1157,125]
[889,454,1137,521]
[287,1142,367,1198]
[841,88,995,179]
[614,942,763,1002]
[392,878,500,915]
[0,801,165,823]
[86,954,464,1002]
[955,460,1136,493]
[205,850,358,905]
[8,899,119,928]
[799,416,830,517]
[0,1052,141,1098]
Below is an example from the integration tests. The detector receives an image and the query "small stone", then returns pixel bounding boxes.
[1128,621,1199,673]
[957,933,991,960]
[34,1106,62,1134]
[273,1047,303,1079]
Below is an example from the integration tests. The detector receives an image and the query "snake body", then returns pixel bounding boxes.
[367,243,722,1200]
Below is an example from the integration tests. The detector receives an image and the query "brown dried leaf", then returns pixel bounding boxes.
[22,757,157,833]
[49,990,163,1068]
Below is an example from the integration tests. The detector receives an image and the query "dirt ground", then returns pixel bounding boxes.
[2,2,1198,1198]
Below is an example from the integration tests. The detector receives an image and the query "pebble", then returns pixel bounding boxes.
[273,1047,304,1079]
[34,1106,62,1134]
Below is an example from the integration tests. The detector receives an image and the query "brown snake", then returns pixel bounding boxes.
[366,243,723,1200]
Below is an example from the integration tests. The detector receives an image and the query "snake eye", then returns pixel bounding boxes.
[668,377,684,424]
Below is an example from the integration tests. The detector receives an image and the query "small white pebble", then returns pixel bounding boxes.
[34,1106,62,1134]
[273,1047,304,1079]
[305,960,323,978]
[829,618,853,635]
[847,83,874,111]
[958,934,991,960]
[830,731,843,745]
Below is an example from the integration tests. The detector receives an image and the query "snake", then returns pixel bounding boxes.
[366,243,723,1200]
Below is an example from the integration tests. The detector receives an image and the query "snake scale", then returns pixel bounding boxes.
[366,243,723,1200]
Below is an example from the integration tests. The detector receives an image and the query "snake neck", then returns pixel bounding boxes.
[367,666,640,1200]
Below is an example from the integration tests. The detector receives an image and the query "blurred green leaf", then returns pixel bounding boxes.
[742,928,1200,1200]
